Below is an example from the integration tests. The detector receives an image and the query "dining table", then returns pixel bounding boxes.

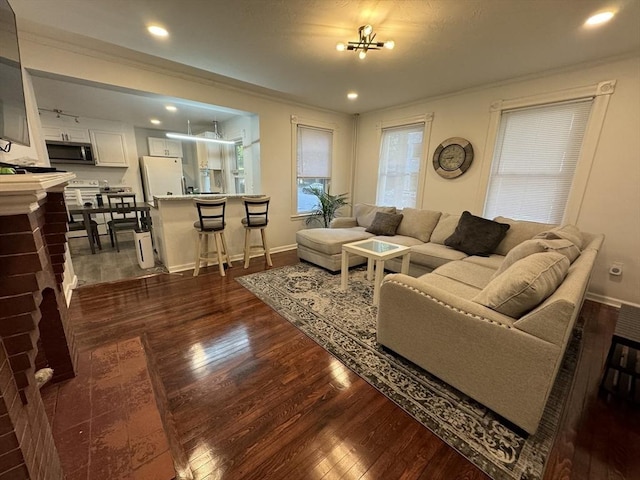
[68,202,151,254]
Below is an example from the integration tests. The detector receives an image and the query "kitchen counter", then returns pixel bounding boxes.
[152,193,262,202]
[150,193,267,272]
[0,172,75,215]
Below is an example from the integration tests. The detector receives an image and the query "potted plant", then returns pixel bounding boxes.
[302,185,349,228]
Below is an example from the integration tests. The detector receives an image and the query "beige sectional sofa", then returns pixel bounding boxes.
[296,204,604,434]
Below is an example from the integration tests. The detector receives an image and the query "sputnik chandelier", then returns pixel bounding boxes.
[336,24,395,59]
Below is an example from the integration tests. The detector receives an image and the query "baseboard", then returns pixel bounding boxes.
[167,244,298,273]
[63,274,78,306]
[585,292,640,309]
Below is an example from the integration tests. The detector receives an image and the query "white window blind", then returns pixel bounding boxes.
[297,126,332,178]
[376,123,424,209]
[296,125,333,214]
[483,99,592,224]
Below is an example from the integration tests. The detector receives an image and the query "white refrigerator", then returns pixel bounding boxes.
[140,156,184,201]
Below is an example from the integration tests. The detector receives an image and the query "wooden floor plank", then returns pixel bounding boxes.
[65,251,639,479]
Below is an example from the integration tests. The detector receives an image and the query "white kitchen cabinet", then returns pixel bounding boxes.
[196,140,222,169]
[42,125,90,143]
[90,129,128,167]
[148,137,183,157]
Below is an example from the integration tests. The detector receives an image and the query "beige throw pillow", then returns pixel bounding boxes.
[396,208,442,242]
[354,204,396,229]
[492,216,555,256]
[430,213,461,244]
[473,252,570,318]
[493,238,581,278]
[534,224,584,250]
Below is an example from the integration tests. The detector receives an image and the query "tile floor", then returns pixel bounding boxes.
[69,233,168,286]
[40,338,175,480]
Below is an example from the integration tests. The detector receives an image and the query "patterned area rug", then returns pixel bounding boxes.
[237,263,581,480]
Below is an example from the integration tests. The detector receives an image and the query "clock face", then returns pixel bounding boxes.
[432,137,474,179]
[439,144,466,171]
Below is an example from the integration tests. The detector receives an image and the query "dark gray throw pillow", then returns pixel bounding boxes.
[365,212,404,236]
[444,211,510,256]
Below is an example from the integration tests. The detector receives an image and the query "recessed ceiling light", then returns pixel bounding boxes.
[585,11,615,26]
[150,119,161,125]
[347,92,358,100]
[165,105,177,112]
[147,25,169,37]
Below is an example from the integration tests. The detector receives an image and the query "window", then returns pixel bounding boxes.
[376,123,424,209]
[296,124,333,214]
[232,141,245,194]
[483,99,592,224]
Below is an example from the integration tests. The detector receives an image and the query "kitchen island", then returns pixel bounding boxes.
[150,194,264,272]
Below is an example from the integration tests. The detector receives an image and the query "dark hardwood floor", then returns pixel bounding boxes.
[67,250,640,479]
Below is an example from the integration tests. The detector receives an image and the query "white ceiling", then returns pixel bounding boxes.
[11,0,640,125]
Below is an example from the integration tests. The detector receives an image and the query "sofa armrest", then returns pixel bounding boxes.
[330,217,358,228]
[380,273,516,328]
[377,272,561,434]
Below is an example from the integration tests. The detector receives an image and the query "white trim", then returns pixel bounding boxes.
[64,274,77,306]
[166,244,297,273]
[476,80,616,218]
[586,292,640,309]
[562,87,613,224]
[376,113,433,131]
[290,115,338,131]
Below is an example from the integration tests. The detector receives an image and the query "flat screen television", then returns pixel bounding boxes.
[0,0,29,150]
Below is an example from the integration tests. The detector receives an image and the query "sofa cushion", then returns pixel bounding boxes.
[371,235,424,247]
[330,217,358,228]
[534,224,584,250]
[473,252,570,318]
[462,254,505,270]
[365,212,404,236]
[296,227,372,255]
[410,242,468,269]
[417,273,482,300]
[493,217,555,256]
[432,261,496,290]
[444,211,510,257]
[430,213,461,244]
[396,208,442,242]
[493,238,581,278]
[354,204,396,229]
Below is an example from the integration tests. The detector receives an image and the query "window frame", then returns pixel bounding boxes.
[476,80,616,224]
[290,115,337,218]
[375,113,433,209]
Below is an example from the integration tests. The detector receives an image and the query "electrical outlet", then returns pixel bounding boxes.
[609,262,623,276]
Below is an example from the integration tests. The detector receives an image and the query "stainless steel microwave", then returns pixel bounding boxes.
[46,141,95,165]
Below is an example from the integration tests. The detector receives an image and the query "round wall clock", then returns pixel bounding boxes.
[432,137,474,179]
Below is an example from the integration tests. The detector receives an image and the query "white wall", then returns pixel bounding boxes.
[18,31,354,257]
[355,55,640,306]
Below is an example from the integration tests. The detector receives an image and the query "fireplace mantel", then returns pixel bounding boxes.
[0,172,75,215]
[0,171,77,479]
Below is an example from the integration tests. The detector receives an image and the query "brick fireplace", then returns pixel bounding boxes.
[0,172,77,479]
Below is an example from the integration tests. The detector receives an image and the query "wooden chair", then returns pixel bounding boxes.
[241,196,272,268]
[193,197,233,276]
[107,193,139,252]
[68,213,101,250]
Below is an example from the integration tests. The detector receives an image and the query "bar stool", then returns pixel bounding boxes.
[241,196,272,268]
[193,197,233,277]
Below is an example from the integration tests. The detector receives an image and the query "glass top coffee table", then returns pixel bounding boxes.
[341,239,411,306]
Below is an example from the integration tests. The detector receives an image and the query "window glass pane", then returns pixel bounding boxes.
[296,125,332,214]
[484,100,592,224]
[297,178,329,213]
[376,124,424,209]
